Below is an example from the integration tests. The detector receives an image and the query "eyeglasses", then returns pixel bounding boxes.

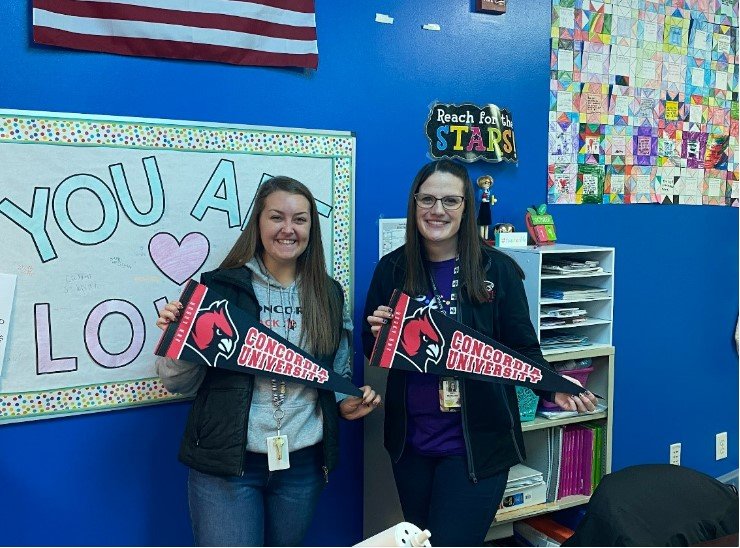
[414,193,465,210]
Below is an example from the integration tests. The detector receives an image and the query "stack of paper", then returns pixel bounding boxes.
[498,464,547,514]
[541,334,592,349]
[541,283,608,300]
[542,258,603,275]
[540,306,588,327]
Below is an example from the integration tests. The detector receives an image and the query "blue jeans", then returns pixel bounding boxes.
[392,450,509,547]
[188,444,325,546]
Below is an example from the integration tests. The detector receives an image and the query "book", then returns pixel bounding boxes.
[521,516,575,545]
[513,522,561,547]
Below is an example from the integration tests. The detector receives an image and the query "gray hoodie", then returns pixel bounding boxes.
[155,256,353,453]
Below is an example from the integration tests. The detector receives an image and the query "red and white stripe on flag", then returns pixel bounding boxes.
[32,0,319,69]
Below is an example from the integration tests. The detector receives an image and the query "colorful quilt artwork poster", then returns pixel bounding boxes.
[548,0,738,206]
[0,110,355,423]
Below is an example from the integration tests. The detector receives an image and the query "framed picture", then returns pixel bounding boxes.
[476,0,506,14]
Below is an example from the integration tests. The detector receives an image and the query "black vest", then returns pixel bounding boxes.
[178,267,342,476]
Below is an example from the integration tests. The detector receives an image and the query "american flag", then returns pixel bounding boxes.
[32,0,319,69]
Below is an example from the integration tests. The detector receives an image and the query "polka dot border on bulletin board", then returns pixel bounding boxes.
[0,379,188,420]
[0,111,355,421]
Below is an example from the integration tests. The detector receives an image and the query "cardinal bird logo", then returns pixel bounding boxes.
[397,306,445,373]
[185,300,239,368]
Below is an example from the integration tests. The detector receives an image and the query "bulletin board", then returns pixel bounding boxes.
[0,109,355,423]
[547,0,738,205]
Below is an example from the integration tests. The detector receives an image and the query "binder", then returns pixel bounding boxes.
[580,426,594,495]
[558,427,574,499]
[525,430,556,502]
[547,427,564,503]
[570,426,583,495]
[581,424,598,494]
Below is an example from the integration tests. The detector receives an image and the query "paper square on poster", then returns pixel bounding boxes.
[586,52,605,75]
[689,104,703,122]
[582,173,599,194]
[613,14,631,37]
[716,70,728,90]
[658,168,680,194]
[612,136,627,154]
[610,174,626,193]
[0,273,17,375]
[639,60,657,79]
[558,50,574,72]
[611,51,632,77]
[634,174,652,193]
[715,34,732,54]
[557,91,574,112]
[559,7,575,28]
[693,30,711,51]
[707,177,722,196]
[643,21,659,43]
[691,67,706,87]
[677,169,702,195]
[684,177,701,196]
[665,62,682,83]
[665,101,679,120]
[615,95,632,116]
[585,94,602,114]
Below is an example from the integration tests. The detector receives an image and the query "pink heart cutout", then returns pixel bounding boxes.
[149,232,210,285]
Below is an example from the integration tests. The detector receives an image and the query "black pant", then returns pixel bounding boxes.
[392,450,509,547]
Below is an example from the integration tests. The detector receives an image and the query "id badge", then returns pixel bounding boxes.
[439,377,461,412]
[266,435,290,471]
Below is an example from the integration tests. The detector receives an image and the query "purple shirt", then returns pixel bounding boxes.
[406,258,465,456]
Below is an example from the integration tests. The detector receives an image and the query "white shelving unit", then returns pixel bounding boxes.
[499,244,615,356]
[485,245,616,541]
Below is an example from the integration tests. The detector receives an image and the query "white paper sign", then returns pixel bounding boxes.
[0,273,17,375]
[496,232,528,248]
[379,218,406,259]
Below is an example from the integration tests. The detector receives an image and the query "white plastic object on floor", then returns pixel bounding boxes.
[354,522,432,547]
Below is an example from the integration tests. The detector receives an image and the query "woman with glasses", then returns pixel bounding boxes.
[362,160,596,546]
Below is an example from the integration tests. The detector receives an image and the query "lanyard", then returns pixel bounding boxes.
[426,256,460,319]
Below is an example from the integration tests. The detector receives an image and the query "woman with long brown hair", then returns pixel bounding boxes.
[156,176,380,547]
[363,160,595,546]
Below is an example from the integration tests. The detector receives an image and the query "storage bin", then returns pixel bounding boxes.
[516,386,540,421]
[540,366,594,409]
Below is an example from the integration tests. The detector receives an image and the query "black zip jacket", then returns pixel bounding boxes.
[178,266,343,477]
[362,245,555,480]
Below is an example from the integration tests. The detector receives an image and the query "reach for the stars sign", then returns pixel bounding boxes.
[425,102,518,163]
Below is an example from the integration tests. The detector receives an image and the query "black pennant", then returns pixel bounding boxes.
[155,280,363,397]
[369,289,596,397]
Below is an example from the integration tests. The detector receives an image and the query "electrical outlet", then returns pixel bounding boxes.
[670,442,681,465]
[716,432,728,460]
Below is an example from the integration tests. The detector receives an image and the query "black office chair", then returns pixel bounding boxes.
[562,464,738,546]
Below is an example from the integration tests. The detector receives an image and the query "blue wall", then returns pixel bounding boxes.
[1,1,737,545]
